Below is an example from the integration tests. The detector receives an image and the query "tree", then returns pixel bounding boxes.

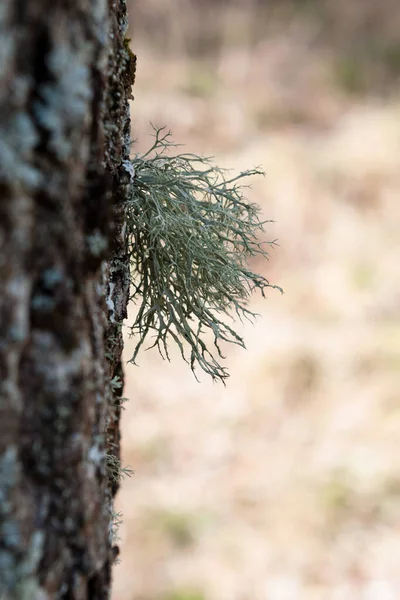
[0,1,134,596]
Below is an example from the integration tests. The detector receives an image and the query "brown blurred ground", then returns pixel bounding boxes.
[113,2,400,599]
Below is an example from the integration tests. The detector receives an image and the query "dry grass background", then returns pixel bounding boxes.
[113,2,400,599]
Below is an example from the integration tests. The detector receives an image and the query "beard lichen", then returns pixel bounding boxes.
[126,127,282,383]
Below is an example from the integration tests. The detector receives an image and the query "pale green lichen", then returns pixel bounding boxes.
[0,112,42,190]
[109,508,123,544]
[0,449,45,599]
[105,452,134,484]
[126,127,282,382]
[110,375,122,391]
[86,230,108,257]
[33,45,92,162]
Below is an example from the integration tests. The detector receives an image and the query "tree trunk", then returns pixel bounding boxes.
[0,1,134,597]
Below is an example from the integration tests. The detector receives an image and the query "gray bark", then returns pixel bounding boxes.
[0,1,134,597]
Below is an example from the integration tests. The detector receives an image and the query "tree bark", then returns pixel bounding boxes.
[0,1,134,597]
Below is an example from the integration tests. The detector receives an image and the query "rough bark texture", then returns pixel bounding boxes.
[0,1,134,597]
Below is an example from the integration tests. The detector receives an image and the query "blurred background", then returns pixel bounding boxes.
[113,1,400,599]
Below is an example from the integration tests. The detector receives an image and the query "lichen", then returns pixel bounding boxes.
[126,127,282,382]
[105,452,134,484]
[0,112,42,190]
[123,37,137,87]
[86,230,108,257]
[106,281,116,323]
[33,45,92,162]
[0,449,45,598]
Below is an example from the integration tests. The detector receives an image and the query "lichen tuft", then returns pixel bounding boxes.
[126,126,282,382]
